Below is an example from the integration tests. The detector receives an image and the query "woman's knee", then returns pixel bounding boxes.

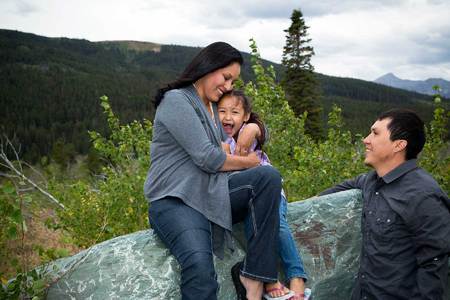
[256,165,282,187]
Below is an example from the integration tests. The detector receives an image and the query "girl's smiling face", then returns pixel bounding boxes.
[218,95,250,137]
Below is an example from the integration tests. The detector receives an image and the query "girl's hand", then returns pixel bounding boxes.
[246,151,261,167]
[221,142,231,154]
[235,123,261,156]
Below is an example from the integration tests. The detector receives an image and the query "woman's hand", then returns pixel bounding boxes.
[246,152,261,167]
[220,151,260,171]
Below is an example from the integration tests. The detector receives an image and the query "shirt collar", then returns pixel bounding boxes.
[382,159,418,184]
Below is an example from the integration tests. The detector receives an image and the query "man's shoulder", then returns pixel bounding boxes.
[393,167,449,215]
[403,167,443,194]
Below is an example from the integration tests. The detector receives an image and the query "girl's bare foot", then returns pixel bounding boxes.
[289,277,306,298]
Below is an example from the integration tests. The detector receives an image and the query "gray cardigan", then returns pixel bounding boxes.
[144,85,232,257]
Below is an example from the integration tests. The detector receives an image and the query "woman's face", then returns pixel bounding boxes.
[196,62,240,104]
[218,95,249,137]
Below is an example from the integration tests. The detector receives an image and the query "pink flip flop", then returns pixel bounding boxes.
[289,288,312,300]
[263,285,295,300]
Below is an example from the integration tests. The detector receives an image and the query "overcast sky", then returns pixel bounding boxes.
[1,0,449,81]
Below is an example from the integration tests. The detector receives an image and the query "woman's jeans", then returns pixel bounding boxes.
[245,194,308,282]
[148,165,281,300]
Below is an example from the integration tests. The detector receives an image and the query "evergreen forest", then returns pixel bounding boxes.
[1,29,447,164]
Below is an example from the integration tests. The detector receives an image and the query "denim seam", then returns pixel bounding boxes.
[227,171,241,179]
[209,222,219,297]
[285,273,308,282]
[228,184,253,194]
[240,269,278,282]
[248,189,257,237]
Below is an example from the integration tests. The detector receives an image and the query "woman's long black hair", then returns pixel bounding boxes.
[154,42,243,108]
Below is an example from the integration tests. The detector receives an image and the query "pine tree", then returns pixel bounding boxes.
[282,9,323,139]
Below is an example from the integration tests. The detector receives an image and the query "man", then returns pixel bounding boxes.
[320,109,450,299]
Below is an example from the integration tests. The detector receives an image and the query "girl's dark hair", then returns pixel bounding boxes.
[154,42,243,108]
[228,90,266,149]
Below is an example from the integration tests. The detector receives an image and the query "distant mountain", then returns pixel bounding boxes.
[0,29,446,162]
[374,73,450,98]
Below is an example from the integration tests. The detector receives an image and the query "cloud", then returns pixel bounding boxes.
[299,0,407,17]
[308,0,450,80]
[0,0,449,80]
[0,0,38,16]
[16,0,37,15]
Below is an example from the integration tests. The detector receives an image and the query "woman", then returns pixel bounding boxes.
[144,42,283,300]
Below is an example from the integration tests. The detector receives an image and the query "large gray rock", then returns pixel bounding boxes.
[43,190,449,299]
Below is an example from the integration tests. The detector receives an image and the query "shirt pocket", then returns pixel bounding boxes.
[372,210,404,240]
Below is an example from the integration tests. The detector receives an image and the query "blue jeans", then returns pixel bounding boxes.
[149,165,281,300]
[278,195,308,282]
[245,194,308,282]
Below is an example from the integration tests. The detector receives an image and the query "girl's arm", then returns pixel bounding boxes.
[235,123,261,156]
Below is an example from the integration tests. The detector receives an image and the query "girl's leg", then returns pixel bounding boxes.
[228,165,282,298]
[149,197,218,300]
[278,195,308,294]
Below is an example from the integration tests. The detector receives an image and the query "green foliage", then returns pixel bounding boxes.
[33,245,70,264]
[420,89,450,192]
[1,268,50,300]
[287,106,367,198]
[50,139,76,170]
[282,9,323,139]
[0,181,24,263]
[50,95,152,247]
[245,39,304,176]
[0,180,52,300]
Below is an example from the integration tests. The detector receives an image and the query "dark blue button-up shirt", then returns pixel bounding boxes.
[321,159,450,300]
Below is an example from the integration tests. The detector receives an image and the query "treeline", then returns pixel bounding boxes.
[1,29,447,162]
[316,73,446,134]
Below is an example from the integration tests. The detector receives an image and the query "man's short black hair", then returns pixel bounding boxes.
[378,109,426,160]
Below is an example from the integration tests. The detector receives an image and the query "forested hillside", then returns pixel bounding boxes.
[0,29,446,162]
[316,73,445,135]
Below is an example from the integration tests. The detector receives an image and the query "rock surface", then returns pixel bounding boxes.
[44,190,449,299]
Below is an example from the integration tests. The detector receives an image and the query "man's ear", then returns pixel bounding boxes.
[394,139,407,153]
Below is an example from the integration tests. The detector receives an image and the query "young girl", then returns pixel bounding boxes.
[218,90,310,300]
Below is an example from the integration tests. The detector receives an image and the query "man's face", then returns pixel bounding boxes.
[363,118,398,169]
